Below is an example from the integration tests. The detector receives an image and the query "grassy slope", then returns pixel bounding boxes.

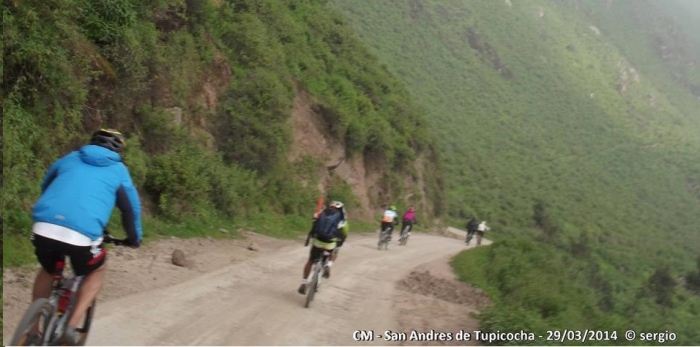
[330,0,700,266]
[330,0,700,344]
[2,0,441,266]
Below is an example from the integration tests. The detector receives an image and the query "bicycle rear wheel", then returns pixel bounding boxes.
[380,229,391,250]
[304,266,319,308]
[402,226,410,245]
[11,298,55,346]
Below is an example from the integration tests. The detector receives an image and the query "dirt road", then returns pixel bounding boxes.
[4,231,490,346]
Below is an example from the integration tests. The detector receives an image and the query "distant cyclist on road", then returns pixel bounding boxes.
[477,220,491,236]
[400,206,417,239]
[299,201,347,295]
[380,205,399,241]
[29,129,143,345]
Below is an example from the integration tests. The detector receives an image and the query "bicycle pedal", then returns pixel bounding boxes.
[23,334,43,346]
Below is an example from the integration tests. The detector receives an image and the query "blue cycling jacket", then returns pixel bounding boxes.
[32,145,143,245]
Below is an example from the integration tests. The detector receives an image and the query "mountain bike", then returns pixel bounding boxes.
[304,248,335,308]
[10,231,130,346]
[476,230,483,246]
[377,227,392,250]
[466,231,483,246]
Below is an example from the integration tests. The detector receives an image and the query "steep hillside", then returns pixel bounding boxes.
[330,0,700,344]
[2,0,445,266]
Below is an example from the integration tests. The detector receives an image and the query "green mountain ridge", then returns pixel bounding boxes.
[330,0,700,344]
[329,0,700,259]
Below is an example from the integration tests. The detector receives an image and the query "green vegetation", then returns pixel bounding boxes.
[452,241,700,345]
[3,0,442,265]
[4,0,700,343]
[330,0,700,344]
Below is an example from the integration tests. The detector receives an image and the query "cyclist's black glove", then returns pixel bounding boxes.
[304,230,313,247]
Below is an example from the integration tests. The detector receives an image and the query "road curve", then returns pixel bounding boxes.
[87,233,471,346]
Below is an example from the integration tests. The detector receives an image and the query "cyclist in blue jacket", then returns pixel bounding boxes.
[29,129,143,345]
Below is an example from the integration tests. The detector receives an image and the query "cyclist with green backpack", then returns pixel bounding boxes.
[298,201,348,295]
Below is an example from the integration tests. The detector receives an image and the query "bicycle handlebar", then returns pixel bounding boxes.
[103,229,133,247]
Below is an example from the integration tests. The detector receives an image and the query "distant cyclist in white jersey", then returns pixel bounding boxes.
[380,205,399,240]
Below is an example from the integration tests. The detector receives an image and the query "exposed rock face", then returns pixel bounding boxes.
[287,79,435,220]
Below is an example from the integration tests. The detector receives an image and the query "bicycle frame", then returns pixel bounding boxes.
[15,259,86,346]
[304,250,332,308]
[46,260,85,344]
[314,251,332,285]
[12,231,128,346]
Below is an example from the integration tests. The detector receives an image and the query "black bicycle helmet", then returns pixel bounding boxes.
[90,128,126,153]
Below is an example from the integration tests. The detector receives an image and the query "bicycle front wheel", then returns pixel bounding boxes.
[11,298,55,346]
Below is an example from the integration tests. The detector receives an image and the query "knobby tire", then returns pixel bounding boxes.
[378,229,391,250]
[11,298,54,346]
[400,227,409,246]
[304,266,319,308]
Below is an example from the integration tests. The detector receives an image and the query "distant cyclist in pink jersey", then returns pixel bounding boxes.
[401,206,417,237]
